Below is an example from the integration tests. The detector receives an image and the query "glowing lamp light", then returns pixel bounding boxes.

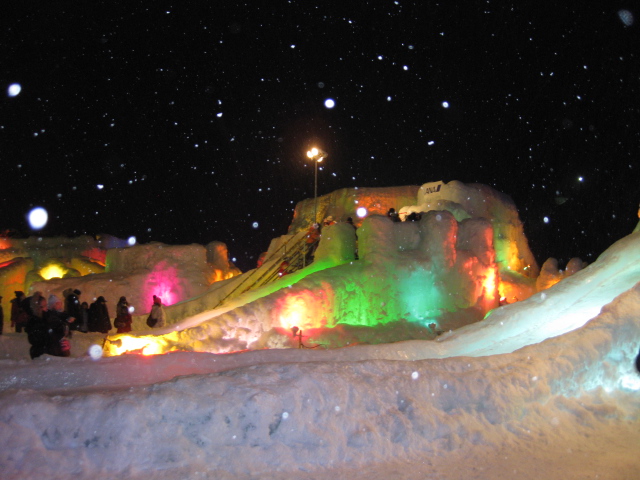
[324,98,335,109]
[127,236,137,246]
[356,207,368,218]
[306,147,324,162]
[28,207,48,230]
[306,147,327,224]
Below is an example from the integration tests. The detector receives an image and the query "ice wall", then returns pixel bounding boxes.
[400,180,538,277]
[0,235,107,266]
[288,185,420,232]
[105,211,505,354]
[0,236,107,321]
[29,242,222,315]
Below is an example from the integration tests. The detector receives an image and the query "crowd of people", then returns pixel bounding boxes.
[5,290,165,359]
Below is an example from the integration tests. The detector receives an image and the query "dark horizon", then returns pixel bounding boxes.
[2,2,638,271]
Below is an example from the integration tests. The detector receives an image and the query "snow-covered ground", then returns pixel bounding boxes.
[1,230,640,479]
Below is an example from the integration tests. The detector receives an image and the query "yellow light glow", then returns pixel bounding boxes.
[104,335,154,356]
[104,331,181,357]
[142,342,164,356]
[40,264,67,280]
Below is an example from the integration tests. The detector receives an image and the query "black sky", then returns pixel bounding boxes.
[1,2,639,271]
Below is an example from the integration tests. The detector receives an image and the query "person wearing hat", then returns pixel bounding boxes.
[323,216,335,227]
[148,295,166,328]
[114,296,133,333]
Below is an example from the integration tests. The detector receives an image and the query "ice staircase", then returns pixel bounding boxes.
[214,230,311,308]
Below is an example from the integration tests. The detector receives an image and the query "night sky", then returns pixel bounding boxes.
[1,2,638,272]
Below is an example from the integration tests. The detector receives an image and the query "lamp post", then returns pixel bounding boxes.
[306,147,327,224]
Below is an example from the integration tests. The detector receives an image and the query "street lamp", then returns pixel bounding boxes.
[306,147,327,224]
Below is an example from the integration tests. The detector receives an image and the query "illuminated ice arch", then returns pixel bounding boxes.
[103,232,640,398]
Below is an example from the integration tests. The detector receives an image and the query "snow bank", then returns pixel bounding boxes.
[1,273,639,479]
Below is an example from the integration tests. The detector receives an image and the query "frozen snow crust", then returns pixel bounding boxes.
[1,233,640,479]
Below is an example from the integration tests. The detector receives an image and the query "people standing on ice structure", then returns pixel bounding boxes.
[10,291,28,333]
[304,223,321,264]
[45,295,75,357]
[114,296,133,333]
[88,296,112,333]
[63,288,82,332]
[386,207,401,222]
[149,295,166,328]
[25,296,48,359]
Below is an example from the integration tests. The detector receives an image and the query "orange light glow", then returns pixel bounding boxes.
[482,266,497,298]
[274,288,329,331]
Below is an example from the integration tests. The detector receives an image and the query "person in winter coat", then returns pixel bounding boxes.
[114,296,133,333]
[25,296,49,359]
[305,223,321,264]
[88,296,112,333]
[64,289,82,331]
[11,291,28,332]
[149,295,166,328]
[45,295,75,357]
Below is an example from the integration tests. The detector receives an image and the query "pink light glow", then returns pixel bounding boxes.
[143,262,182,309]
